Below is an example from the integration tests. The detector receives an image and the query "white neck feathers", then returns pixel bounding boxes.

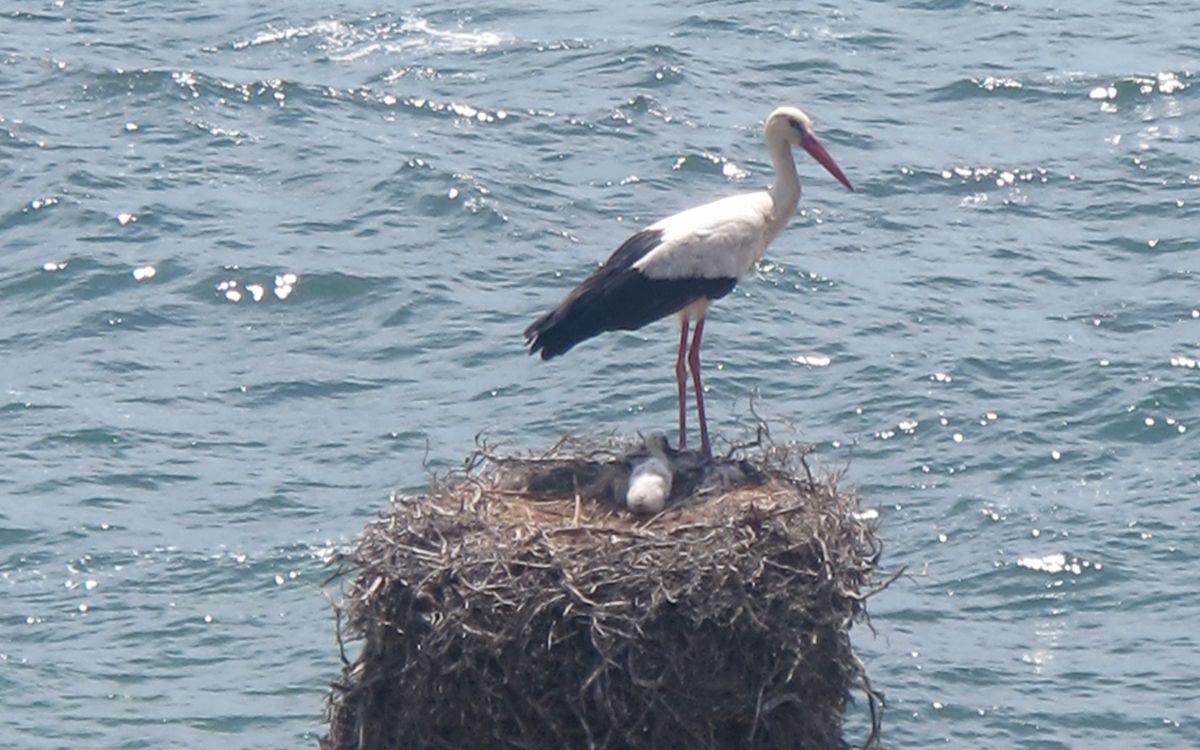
[765,133,801,241]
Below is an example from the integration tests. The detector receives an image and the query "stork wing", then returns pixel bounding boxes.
[524,227,735,359]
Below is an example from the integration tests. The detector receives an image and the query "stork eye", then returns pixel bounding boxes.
[789,118,808,136]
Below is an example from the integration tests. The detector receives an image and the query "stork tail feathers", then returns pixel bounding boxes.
[523,298,601,359]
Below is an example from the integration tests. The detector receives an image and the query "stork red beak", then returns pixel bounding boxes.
[801,134,854,192]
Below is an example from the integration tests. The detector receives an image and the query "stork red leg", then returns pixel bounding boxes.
[675,317,690,450]
[687,317,711,458]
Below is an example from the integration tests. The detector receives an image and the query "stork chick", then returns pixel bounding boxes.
[626,433,674,515]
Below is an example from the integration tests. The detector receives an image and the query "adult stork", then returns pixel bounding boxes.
[524,106,853,458]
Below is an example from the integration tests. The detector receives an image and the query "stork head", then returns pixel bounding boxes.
[766,106,854,191]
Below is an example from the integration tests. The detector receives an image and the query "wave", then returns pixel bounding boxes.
[233,14,509,61]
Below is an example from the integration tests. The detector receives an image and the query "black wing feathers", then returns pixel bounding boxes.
[601,228,665,270]
[523,229,737,359]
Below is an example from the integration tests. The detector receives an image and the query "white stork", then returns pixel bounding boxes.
[525,106,854,458]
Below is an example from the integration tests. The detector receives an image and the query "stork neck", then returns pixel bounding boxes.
[766,137,801,235]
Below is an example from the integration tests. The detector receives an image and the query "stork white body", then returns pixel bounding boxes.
[526,106,854,457]
[634,192,778,280]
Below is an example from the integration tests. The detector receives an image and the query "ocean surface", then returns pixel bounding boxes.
[3,1,1198,747]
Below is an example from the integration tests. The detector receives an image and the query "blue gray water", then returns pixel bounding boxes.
[3,1,1198,747]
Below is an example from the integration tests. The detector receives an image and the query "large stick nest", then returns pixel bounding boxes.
[322,437,885,750]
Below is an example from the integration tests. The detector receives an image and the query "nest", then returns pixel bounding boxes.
[322,437,885,750]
